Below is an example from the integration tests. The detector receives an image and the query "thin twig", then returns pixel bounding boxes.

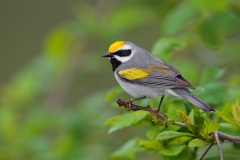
[214,132,223,160]
[198,143,213,160]
[173,121,187,128]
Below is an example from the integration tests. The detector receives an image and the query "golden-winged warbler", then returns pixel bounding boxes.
[102,41,215,112]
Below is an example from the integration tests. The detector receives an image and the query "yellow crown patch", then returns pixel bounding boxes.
[109,41,124,53]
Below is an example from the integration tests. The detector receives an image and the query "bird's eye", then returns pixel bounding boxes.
[116,49,131,57]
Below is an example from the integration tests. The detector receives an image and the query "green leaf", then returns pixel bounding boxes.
[188,124,198,135]
[146,125,164,140]
[193,107,205,133]
[190,0,229,11]
[156,131,194,141]
[151,38,185,62]
[199,67,224,86]
[178,111,191,126]
[178,111,197,134]
[138,140,162,150]
[216,111,240,128]
[216,112,236,125]
[201,116,220,138]
[162,1,198,35]
[168,136,193,146]
[232,100,240,121]
[188,138,209,147]
[104,115,121,126]
[105,111,148,134]
[104,85,124,102]
[158,145,185,156]
[111,140,140,159]
[192,107,220,138]
[189,109,194,124]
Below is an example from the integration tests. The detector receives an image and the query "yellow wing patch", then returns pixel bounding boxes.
[147,65,175,74]
[118,68,150,80]
[109,41,124,53]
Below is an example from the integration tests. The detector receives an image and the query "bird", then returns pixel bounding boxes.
[102,41,215,112]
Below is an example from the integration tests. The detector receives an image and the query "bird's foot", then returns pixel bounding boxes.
[126,100,133,111]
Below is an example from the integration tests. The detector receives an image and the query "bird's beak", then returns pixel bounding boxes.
[102,53,113,58]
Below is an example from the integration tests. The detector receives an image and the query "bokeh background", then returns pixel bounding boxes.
[1,0,240,159]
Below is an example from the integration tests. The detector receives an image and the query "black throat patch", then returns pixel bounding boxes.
[110,58,121,72]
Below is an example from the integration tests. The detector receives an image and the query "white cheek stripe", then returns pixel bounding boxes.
[113,44,133,62]
[114,54,133,62]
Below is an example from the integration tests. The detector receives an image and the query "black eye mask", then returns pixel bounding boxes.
[114,49,131,57]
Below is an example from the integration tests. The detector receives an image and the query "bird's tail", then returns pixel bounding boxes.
[170,88,215,112]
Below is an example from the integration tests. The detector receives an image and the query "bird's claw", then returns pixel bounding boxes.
[126,100,133,110]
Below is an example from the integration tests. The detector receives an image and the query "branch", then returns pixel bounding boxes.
[117,99,165,120]
[214,132,223,160]
[216,131,240,143]
[173,121,187,128]
[116,99,240,143]
[198,143,213,160]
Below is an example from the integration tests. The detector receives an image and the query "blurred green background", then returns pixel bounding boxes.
[0,0,240,159]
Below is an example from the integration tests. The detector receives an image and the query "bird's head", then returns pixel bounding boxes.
[102,41,135,63]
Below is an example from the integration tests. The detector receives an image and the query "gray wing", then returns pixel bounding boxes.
[117,63,194,89]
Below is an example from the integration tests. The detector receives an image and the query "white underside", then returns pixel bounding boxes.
[165,89,181,97]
